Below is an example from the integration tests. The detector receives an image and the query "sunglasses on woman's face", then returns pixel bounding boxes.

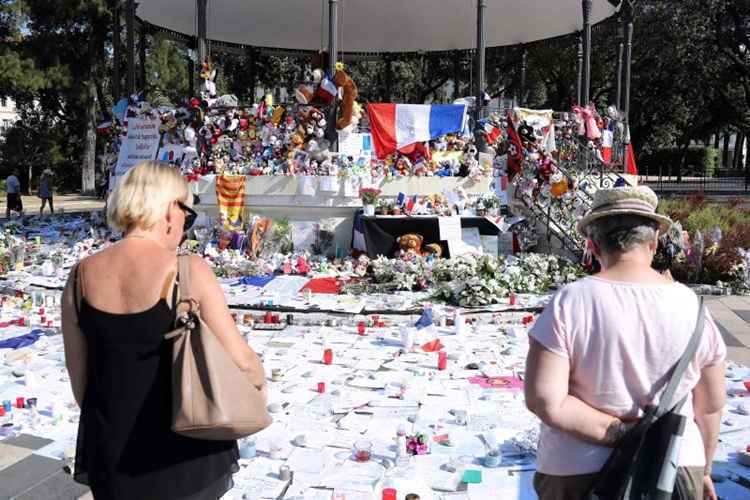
[176,201,197,232]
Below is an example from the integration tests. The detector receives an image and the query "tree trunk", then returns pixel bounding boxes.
[82,20,106,195]
[734,133,745,170]
[722,133,730,168]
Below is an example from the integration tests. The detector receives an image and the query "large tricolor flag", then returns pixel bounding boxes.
[367,104,467,159]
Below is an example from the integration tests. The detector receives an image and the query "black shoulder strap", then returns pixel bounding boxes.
[656,297,705,416]
[72,263,82,318]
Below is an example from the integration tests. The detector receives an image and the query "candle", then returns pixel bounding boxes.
[509,293,516,306]
[2,400,11,412]
[264,311,273,324]
[279,464,291,481]
[357,321,366,335]
[317,382,326,393]
[382,488,397,500]
[17,317,25,327]
[323,348,333,365]
[437,351,447,371]
[16,397,25,409]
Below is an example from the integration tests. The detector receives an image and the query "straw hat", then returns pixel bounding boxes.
[576,185,673,236]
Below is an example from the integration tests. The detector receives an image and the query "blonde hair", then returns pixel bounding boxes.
[107,161,192,232]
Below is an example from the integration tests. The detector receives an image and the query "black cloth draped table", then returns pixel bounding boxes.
[360,215,504,258]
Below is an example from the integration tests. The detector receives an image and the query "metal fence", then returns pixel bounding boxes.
[639,164,750,194]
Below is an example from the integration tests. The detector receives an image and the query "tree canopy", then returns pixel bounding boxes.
[0,0,748,192]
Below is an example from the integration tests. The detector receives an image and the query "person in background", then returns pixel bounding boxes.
[5,169,22,218]
[524,186,726,500]
[61,161,267,499]
[38,169,54,215]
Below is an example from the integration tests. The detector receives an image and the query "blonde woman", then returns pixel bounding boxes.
[61,161,266,499]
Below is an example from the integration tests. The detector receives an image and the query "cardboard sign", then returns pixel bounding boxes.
[156,143,184,165]
[115,116,161,177]
[337,132,373,158]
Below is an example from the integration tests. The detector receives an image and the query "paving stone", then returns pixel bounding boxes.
[0,455,63,499]
[731,309,750,324]
[718,295,750,310]
[0,444,32,473]
[727,346,750,366]
[715,322,745,348]
[14,471,89,500]
[2,434,54,451]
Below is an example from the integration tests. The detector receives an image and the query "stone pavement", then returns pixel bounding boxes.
[705,295,750,366]
[0,290,748,498]
[0,195,104,219]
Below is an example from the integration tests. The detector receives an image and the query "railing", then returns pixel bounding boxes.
[639,164,749,194]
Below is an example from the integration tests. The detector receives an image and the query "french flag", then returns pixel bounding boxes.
[368,104,467,159]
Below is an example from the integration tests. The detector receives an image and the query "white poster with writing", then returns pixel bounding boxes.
[115,116,161,177]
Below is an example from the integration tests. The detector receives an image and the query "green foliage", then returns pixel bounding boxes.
[146,34,188,105]
[638,146,720,176]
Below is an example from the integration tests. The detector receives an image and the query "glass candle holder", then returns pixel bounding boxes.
[353,440,372,462]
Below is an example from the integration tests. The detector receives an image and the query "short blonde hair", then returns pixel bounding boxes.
[107,161,192,232]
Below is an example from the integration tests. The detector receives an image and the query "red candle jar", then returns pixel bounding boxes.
[317,382,326,393]
[0,406,5,417]
[17,317,25,326]
[509,293,516,306]
[323,348,333,365]
[264,311,273,324]
[744,380,750,392]
[46,321,53,328]
[16,397,25,409]
[40,316,46,324]
[38,308,45,315]
[357,322,366,335]
[382,488,397,500]
[437,351,447,370]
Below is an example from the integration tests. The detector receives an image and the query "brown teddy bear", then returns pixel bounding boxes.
[309,52,359,131]
[397,233,424,259]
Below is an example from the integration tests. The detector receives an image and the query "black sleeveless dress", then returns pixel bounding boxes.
[73,295,239,500]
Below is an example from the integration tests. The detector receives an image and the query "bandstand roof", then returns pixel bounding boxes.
[137,0,621,54]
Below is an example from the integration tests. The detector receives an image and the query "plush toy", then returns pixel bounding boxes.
[422,243,443,259]
[200,57,217,104]
[308,52,360,130]
[397,233,424,259]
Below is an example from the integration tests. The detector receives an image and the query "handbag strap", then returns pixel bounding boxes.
[177,254,194,303]
[655,297,705,417]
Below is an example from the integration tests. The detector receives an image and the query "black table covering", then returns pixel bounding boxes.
[361,216,503,258]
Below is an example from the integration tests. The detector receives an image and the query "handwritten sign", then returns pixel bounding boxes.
[115,116,161,177]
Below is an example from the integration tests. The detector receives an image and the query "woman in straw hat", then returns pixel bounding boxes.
[524,186,726,500]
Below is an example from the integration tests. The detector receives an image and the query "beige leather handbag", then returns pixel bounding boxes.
[164,255,272,440]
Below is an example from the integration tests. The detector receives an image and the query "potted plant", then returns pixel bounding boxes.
[359,187,381,216]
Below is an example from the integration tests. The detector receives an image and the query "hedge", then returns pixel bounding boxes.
[638,146,720,177]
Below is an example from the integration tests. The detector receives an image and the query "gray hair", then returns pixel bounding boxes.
[586,214,659,254]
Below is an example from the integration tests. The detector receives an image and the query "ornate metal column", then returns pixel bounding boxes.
[576,34,583,106]
[328,0,339,151]
[519,46,528,107]
[139,23,147,96]
[328,0,339,77]
[188,57,195,97]
[581,0,592,105]
[125,0,135,96]
[197,0,207,65]
[475,0,487,122]
[112,1,121,101]
[622,1,634,125]
[615,16,624,109]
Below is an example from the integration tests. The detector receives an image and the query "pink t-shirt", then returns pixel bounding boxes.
[529,276,726,476]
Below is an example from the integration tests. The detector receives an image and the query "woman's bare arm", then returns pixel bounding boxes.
[189,255,266,389]
[61,266,88,407]
[524,338,629,446]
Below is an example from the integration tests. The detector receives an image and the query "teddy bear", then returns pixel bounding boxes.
[422,243,443,259]
[396,233,424,259]
[308,52,360,131]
